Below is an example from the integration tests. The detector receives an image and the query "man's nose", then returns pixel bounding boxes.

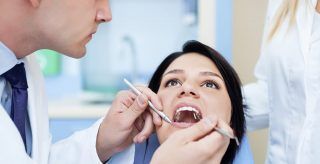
[96,0,112,23]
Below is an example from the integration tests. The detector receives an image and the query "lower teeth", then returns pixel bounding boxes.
[193,113,197,120]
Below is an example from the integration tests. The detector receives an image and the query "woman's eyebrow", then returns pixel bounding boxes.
[163,69,184,77]
[199,71,224,81]
[163,70,223,81]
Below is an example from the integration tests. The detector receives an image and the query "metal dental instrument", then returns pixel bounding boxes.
[214,127,240,146]
[123,78,173,124]
[192,112,238,145]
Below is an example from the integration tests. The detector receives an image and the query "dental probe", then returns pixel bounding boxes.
[214,127,240,146]
[188,111,239,145]
[123,78,173,124]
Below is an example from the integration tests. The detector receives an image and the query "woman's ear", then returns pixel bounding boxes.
[29,0,41,7]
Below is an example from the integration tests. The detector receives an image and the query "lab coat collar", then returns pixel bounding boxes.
[1,41,50,162]
[0,42,24,75]
[24,54,50,163]
[0,42,49,162]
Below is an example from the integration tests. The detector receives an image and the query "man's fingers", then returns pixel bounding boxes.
[121,92,136,107]
[150,108,162,126]
[132,86,163,125]
[136,86,162,111]
[123,93,148,125]
[176,115,218,142]
[119,94,135,112]
[112,90,136,113]
[186,130,229,160]
[216,119,235,138]
[133,112,154,143]
[195,119,232,151]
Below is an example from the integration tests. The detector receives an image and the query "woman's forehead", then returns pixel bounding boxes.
[164,53,221,76]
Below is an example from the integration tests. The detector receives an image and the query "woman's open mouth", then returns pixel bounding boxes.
[173,106,202,128]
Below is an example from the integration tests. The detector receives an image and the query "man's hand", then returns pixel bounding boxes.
[96,86,162,162]
[151,116,232,164]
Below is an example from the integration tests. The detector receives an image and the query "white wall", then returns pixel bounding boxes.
[198,0,216,47]
[233,0,269,163]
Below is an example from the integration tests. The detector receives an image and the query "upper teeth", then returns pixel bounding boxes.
[174,106,202,122]
[176,106,199,114]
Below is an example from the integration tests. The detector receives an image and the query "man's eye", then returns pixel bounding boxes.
[165,79,181,87]
[201,80,218,89]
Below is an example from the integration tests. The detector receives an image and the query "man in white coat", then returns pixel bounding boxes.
[0,0,166,163]
[0,0,231,163]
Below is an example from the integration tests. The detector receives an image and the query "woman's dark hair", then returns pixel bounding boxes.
[148,40,245,163]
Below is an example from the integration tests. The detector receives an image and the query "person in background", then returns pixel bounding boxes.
[108,40,253,164]
[244,0,320,163]
[0,1,245,164]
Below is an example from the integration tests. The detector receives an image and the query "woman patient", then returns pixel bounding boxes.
[109,40,252,164]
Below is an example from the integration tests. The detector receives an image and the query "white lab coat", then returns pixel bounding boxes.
[244,0,320,163]
[0,55,103,164]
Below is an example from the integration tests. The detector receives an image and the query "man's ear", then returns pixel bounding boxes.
[29,0,41,7]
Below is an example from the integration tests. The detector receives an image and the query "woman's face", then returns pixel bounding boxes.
[156,52,232,144]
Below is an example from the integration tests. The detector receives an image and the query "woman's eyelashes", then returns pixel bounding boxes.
[164,78,220,89]
[165,78,181,87]
[201,80,220,89]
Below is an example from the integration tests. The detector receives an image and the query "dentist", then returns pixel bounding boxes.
[0,0,163,163]
[244,0,320,163]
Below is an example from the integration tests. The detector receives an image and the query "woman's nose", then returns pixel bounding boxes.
[178,83,200,98]
[96,0,112,23]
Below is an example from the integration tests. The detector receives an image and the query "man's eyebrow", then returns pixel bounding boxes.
[199,71,224,81]
[163,69,184,76]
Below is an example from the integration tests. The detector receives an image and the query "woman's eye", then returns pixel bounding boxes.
[165,79,181,87]
[201,80,218,89]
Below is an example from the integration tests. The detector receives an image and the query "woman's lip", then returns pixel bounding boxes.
[85,35,93,43]
[88,31,96,38]
[175,103,201,111]
[86,31,96,40]
[172,122,195,128]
